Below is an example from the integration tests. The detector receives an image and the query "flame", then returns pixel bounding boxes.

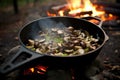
[47,11,56,16]
[47,0,117,21]
[58,10,64,16]
[67,0,105,17]
[67,0,82,10]
[100,13,117,21]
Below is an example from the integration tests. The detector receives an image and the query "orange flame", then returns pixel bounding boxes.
[47,11,57,16]
[67,0,105,17]
[58,10,64,16]
[47,0,117,21]
[67,0,82,10]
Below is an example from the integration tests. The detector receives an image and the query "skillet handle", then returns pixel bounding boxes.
[0,46,43,75]
[81,16,109,41]
[80,16,103,28]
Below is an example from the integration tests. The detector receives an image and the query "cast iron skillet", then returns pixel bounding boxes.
[0,16,109,75]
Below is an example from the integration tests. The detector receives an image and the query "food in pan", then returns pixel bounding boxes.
[26,26,100,56]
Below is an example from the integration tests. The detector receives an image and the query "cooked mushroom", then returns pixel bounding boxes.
[64,49,74,53]
[78,48,85,54]
[57,30,63,34]
[26,26,99,56]
[39,38,46,43]
[67,26,74,31]
[28,39,34,46]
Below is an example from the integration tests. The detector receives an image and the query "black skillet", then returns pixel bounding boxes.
[0,16,109,75]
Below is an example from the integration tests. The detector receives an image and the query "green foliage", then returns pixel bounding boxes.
[0,0,36,7]
[0,0,57,7]
[0,0,13,7]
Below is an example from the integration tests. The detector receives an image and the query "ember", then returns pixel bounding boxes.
[24,65,48,75]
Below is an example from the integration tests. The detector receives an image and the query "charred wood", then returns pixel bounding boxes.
[96,7,120,16]
[93,1,120,9]
[76,11,92,16]
[103,20,120,27]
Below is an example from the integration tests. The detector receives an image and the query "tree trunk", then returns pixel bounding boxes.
[13,0,19,14]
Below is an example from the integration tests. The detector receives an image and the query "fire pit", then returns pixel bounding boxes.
[47,0,120,27]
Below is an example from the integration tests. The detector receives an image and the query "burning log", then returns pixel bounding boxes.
[49,4,92,17]
[68,11,92,17]
[75,11,92,16]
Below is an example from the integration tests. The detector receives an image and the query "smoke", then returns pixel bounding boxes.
[38,18,66,31]
[32,18,66,40]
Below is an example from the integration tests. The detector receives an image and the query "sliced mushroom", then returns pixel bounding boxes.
[51,28,57,32]
[64,49,73,53]
[57,43,62,47]
[34,41,40,48]
[78,48,85,54]
[67,26,74,31]
[57,30,63,34]
[36,48,42,53]
[28,39,34,46]
[39,38,46,43]
[89,45,97,50]
[73,40,79,44]
[91,38,99,42]
[74,46,82,49]
[64,36,70,42]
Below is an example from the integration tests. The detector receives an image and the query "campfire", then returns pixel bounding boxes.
[47,0,118,21]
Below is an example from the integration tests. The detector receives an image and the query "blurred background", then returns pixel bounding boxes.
[0,0,120,80]
[0,0,66,60]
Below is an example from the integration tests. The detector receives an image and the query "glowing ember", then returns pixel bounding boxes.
[30,68,34,73]
[47,0,117,21]
[35,65,48,72]
[24,65,48,75]
[47,11,56,17]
